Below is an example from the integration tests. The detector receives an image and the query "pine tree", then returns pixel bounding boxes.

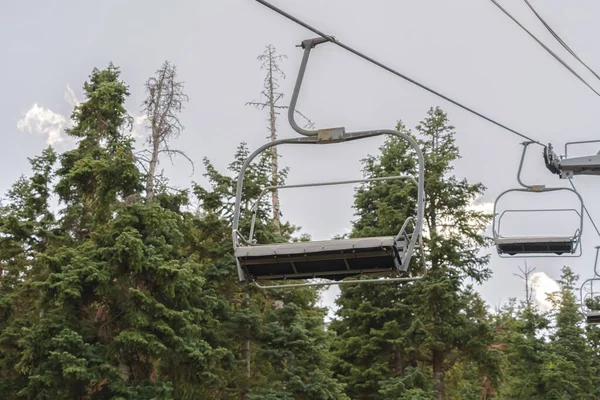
[331,107,501,399]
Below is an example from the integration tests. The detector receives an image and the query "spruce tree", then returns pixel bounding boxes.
[493,300,550,399]
[195,143,346,399]
[13,64,224,399]
[331,107,501,399]
[0,148,57,398]
[542,266,597,399]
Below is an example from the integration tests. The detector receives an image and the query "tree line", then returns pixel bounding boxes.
[0,46,599,399]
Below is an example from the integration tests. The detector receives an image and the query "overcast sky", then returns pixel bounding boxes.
[3,0,600,314]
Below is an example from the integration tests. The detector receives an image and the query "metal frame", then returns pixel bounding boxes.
[544,140,600,179]
[579,250,600,323]
[564,140,600,159]
[247,176,418,245]
[232,38,426,289]
[493,141,584,258]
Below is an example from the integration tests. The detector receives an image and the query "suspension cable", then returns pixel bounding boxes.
[254,0,545,146]
[490,0,600,98]
[522,0,600,83]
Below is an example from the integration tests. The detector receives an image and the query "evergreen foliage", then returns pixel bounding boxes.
[331,108,501,399]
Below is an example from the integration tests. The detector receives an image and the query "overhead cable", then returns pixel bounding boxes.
[522,0,600,83]
[254,0,545,146]
[490,0,600,98]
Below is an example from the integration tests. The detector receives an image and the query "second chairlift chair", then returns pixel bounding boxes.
[493,142,584,257]
[232,38,426,289]
[579,247,600,324]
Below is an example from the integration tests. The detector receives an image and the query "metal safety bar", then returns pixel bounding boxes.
[248,175,418,244]
[565,140,600,158]
[496,208,582,240]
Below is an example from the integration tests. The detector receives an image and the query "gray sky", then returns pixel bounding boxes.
[3,0,600,313]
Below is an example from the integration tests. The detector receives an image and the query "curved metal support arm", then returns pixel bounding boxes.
[593,246,600,277]
[288,39,322,137]
[517,141,545,190]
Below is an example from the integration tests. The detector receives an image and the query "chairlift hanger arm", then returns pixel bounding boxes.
[254,0,543,145]
[517,141,548,190]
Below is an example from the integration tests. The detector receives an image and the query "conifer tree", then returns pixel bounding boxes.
[331,107,501,399]
[195,143,346,399]
[0,148,57,398]
[543,266,597,399]
[13,64,224,399]
[494,299,550,399]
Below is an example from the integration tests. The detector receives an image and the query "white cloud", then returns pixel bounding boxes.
[19,84,148,145]
[131,114,147,138]
[17,103,68,145]
[530,271,561,312]
[468,201,494,215]
[64,84,81,107]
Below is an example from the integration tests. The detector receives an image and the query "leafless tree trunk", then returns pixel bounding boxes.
[247,45,314,235]
[141,61,190,200]
[514,261,536,306]
[266,48,282,234]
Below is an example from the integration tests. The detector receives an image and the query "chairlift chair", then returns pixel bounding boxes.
[544,141,600,179]
[579,250,600,324]
[493,142,584,257]
[232,38,426,289]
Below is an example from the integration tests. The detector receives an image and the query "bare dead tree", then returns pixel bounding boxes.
[514,260,536,306]
[141,61,190,200]
[246,45,314,234]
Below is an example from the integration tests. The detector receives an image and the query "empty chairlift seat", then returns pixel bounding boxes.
[586,312,600,325]
[235,236,406,281]
[495,236,576,256]
[231,130,425,288]
[579,250,600,324]
[492,187,584,257]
